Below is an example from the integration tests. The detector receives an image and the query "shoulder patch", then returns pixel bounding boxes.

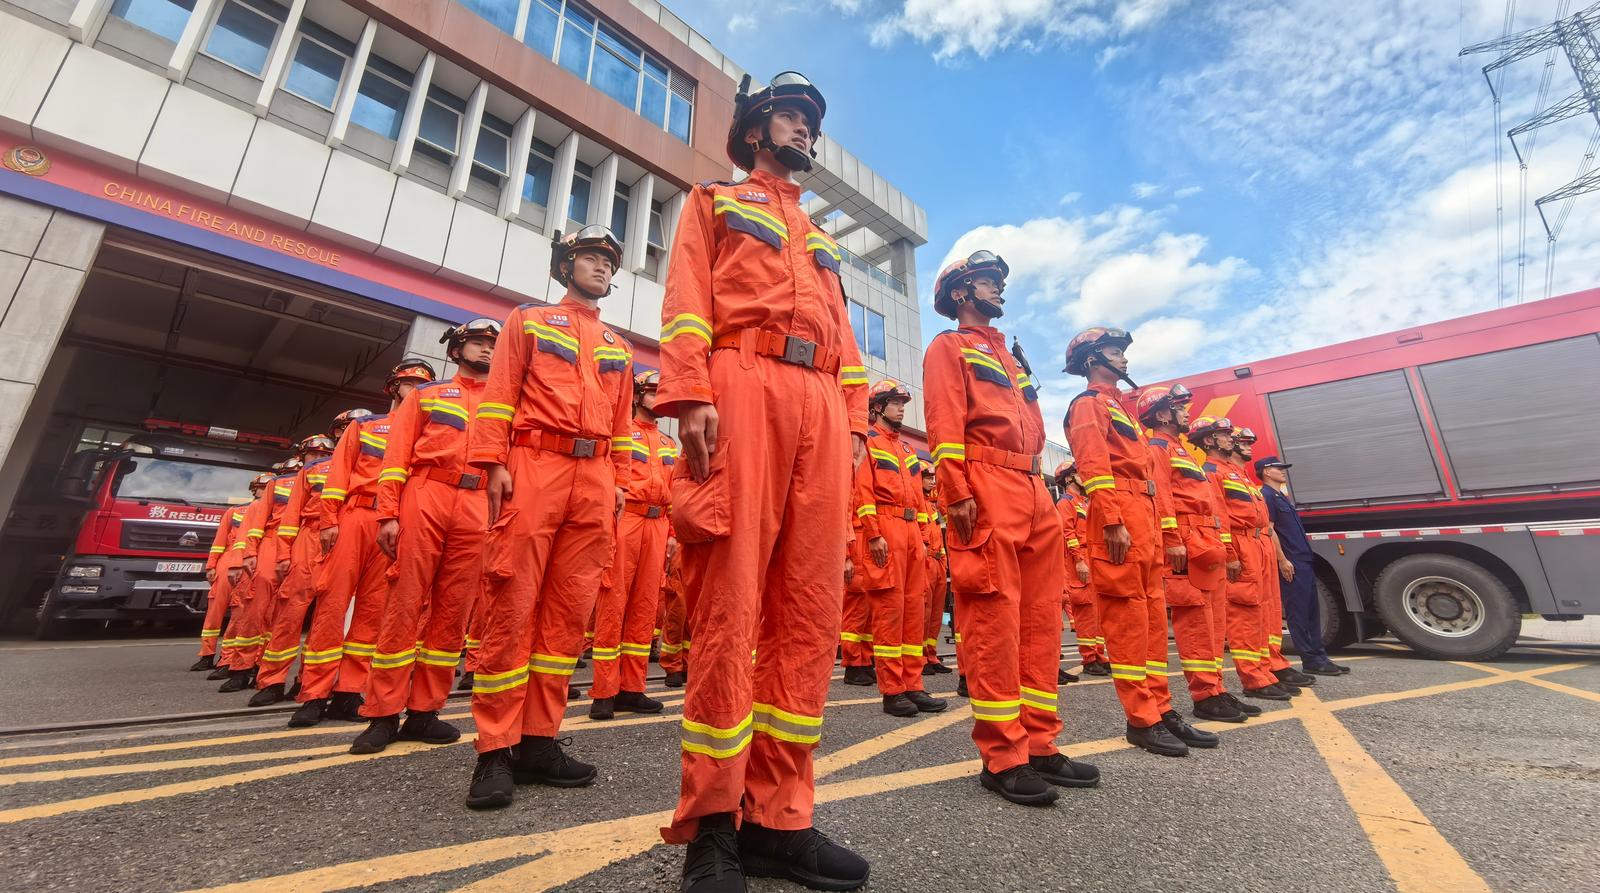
[867,430,880,438]
[416,380,449,391]
[516,302,540,310]
[1149,437,1169,448]
[697,179,735,191]
[1202,461,1218,472]
[364,414,389,424]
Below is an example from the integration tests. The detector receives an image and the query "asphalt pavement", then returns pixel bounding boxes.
[0,635,1596,893]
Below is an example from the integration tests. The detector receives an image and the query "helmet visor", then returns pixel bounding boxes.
[1169,383,1192,404]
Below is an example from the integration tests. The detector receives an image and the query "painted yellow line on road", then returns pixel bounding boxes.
[0,744,351,785]
[813,706,972,779]
[1297,688,1492,893]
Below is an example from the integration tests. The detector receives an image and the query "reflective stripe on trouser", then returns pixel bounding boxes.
[197,570,234,658]
[1167,576,1226,701]
[1065,584,1106,663]
[923,555,946,663]
[225,536,281,670]
[256,527,322,687]
[362,476,486,717]
[659,579,687,675]
[664,353,847,844]
[839,589,872,667]
[590,509,670,700]
[1258,537,1291,671]
[471,449,614,752]
[1086,488,1171,728]
[865,514,928,695]
[462,589,488,674]
[216,571,251,667]
[298,505,390,702]
[1224,535,1277,689]
[949,462,1066,773]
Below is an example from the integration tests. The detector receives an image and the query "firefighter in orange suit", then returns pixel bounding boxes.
[1053,459,1108,677]
[919,462,953,676]
[249,433,337,705]
[290,359,436,727]
[659,538,687,687]
[212,473,273,681]
[1192,417,1285,704]
[1138,387,1246,725]
[197,476,267,675]
[840,500,876,686]
[462,226,633,810]
[588,369,676,720]
[1064,326,1215,756]
[1232,428,1315,692]
[925,251,1099,807]
[656,72,871,893]
[854,379,948,717]
[218,466,299,693]
[343,320,499,752]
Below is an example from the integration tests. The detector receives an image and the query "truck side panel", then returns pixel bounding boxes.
[1529,525,1600,614]
[1310,528,1560,615]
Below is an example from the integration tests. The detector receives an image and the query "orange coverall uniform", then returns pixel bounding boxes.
[591,417,677,700]
[841,509,873,669]
[656,170,869,842]
[922,504,948,666]
[257,459,331,687]
[467,298,632,753]
[924,325,1065,772]
[1207,460,1279,689]
[300,414,393,702]
[659,547,687,676]
[198,505,247,657]
[1148,437,1234,701]
[1251,479,1293,673]
[228,476,294,670]
[853,421,931,696]
[361,375,488,717]
[1055,492,1106,665]
[1065,383,1173,729]
[217,495,265,667]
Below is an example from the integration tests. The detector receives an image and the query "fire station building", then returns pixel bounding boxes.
[0,0,927,621]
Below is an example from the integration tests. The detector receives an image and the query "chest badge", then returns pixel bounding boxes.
[548,314,570,327]
[441,387,461,397]
[736,190,770,203]
[603,331,616,344]
[974,343,992,354]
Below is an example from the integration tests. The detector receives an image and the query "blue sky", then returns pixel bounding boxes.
[668,0,1600,427]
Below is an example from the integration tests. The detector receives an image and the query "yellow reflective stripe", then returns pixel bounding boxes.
[662,313,714,346]
[1268,635,1283,646]
[1066,537,1081,548]
[871,644,900,658]
[916,512,929,523]
[1020,686,1057,712]
[959,348,1008,374]
[751,702,823,745]
[931,443,966,466]
[1082,475,1114,493]
[839,631,873,643]
[417,652,462,667]
[370,648,417,669]
[473,664,530,694]
[681,712,755,758]
[804,231,841,261]
[301,646,344,665]
[839,364,869,386]
[1230,649,1261,663]
[1110,662,1147,680]
[712,195,788,239]
[1146,661,1172,677]
[1160,517,1178,530]
[970,697,1022,722]
[868,447,899,464]
[900,644,922,656]
[525,321,580,351]
[620,642,653,656]
[379,466,410,480]
[1180,659,1220,671]
[322,488,347,501]
[530,652,578,676]
[856,504,878,517]
[200,628,222,637]
[1220,533,1234,543]
[359,432,388,450]
[209,545,226,554]
[478,402,516,422]
[1222,481,1252,494]
[1172,457,1204,472]
[342,641,376,657]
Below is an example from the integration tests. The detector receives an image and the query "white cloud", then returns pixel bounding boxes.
[1127,316,1209,380]
[1130,181,1162,199]
[1058,191,1082,205]
[727,12,756,32]
[870,0,1186,60]
[1096,44,1128,69]
[1075,233,1250,325]
[1173,185,1203,198]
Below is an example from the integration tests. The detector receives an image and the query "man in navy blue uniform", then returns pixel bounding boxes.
[1256,456,1349,677]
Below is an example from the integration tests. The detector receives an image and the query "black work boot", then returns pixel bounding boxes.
[589,697,616,720]
[650,641,661,663]
[1030,753,1100,788]
[881,694,918,717]
[956,675,969,698]
[1057,667,1079,684]
[288,698,327,727]
[189,655,215,672]
[286,679,302,699]
[350,715,401,754]
[681,812,745,893]
[465,748,515,810]
[218,669,252,693]
[665,670,687,688]
[1081,661,1111,677]
[325,691,365,721]
[247,683,286,707]
[739,822,871,891]
[398,710,461,745]
[1243,684,1291,702]
[904,690,947,713]
[567,685,583,700]
[842,666,875,686]
[206,664,232,681]
[1222,691,1262,716]
[1193,694,1247,723]
[1276,667,1315,686]
[1162,710,1220,748]
[1127,721,1189,757]
[616,690,664,714]
[456,671,474,691]
[1273,679,1302,696]
[1303,662,1344,676]
[922,661,952,675]
[979,764,1059,806]
[513,735,596,787]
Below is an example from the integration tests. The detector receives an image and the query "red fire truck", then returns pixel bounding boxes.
[31,421,284,637]
[1147,288,1600,660]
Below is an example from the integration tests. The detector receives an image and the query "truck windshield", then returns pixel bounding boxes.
[111,457,262,506]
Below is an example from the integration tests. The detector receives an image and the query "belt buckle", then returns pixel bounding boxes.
[571,438,598,458]
[781,335,817,367]
[459,472,482,489]
[903,508,916,521]
[1029,456,1041,475]
[1144,480,1157,497]
[646,505,663,519]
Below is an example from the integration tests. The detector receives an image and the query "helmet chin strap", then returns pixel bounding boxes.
[1090,350,1139,389]
[461,357,491,374]
[757,121,813,172]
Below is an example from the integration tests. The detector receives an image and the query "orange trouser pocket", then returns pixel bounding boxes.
[948,527,998,594]
[669,437,730,544]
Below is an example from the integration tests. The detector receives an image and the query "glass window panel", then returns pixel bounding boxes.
[610,194,628,242]
[474,128,508,173]
[350,68,408,140]
[595,24,638,62]
[667,92,691,143]
[418,100,460,153]
[644,56,667,82]
[283,36,345,108]
[849,302,865,353]
[523,0,559,57]
[639,76,666,128]
[557,6,593,78]
[523,152,554,207]
[459,0,517,34]
[867,311,886,359]
[567,174,592,224]
[647,206,664,247]
[574,159,593,177]
[109,0,197,42]
[204,0,280,75]
[592,48,640,115]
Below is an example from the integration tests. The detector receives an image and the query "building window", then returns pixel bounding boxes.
[108,0,198,42]
[644,200,665,279]
[415,86,466,164]
[610,181,630,247]
[458,0,518,35]
[591,25,639,111]
[350,54,412,140]
[556,3,594,79]
[640,57,668,129]
[282,21,352,109]
[201,0,286,77]
[471,113,513,187]
[522,137,557,208]
[567,159,593,230]
[850,301,886,361]
[523,0,560,57]
[667,70,694,144]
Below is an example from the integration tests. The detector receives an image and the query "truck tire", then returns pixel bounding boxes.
[1373,554,1521,660]
[1283,577,1357,656]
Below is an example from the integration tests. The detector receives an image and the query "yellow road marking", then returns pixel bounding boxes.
[813,706,971,779]
[0,744,350,785]
[1297,689,1492,893]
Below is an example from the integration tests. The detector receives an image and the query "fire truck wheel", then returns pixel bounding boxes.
[1373,554,1521,661]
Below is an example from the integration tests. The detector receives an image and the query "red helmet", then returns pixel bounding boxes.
[249,472,273,492]
[634,369,660,395]
[868,378,912,408]
[1187,415,1233,445]
[1135,383,1192,424]
[727,71,826,172]
[1053,457,1078,483]
[330,407,373,440]
[1063,327,1132,376]
[385,358,436,396]
[1235,427,1257,445]
[440,317,502,359]
[550,225,623,288]
[296,434,335,455]
[933,250,1009,319]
